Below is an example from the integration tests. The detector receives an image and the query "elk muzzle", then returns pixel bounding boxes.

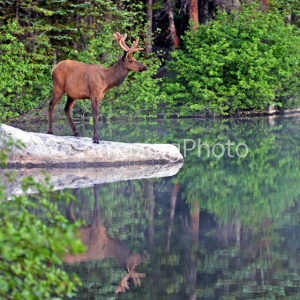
[140,65,148,72]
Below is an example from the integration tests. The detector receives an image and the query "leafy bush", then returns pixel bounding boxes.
[0,21,53,122]
[0,1,162,121]
[270,0,300,27]
[0,143,84,299]
[163,2,300,115]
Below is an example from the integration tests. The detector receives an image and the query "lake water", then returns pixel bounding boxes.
[8,116,300,299]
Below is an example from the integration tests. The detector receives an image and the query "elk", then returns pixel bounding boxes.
[48,33,147,144]
[64,185,148,294]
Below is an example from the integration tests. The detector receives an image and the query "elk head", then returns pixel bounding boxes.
[113,32,147,73]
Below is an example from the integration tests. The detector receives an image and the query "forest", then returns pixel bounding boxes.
[1,1,300,298]
[1,0,300,121]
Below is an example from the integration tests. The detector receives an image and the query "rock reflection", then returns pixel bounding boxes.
[63,185,148,294]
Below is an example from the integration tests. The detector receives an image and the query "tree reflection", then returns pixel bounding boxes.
[25,116,299,299]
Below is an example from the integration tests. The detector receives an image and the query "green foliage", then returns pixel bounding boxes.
[0,137,25,168]
[270,0,300,26]
[0,0,161,121]
[163,2,300,116]
[69,0,162,119]
[0,21,52,121]
[0,146,85,299]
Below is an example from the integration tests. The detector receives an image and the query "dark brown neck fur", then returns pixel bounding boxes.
[104,58,129,92]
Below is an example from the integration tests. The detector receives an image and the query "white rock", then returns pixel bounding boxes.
[0,124,183,167]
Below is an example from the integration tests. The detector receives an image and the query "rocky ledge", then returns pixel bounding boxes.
[0,124,183,167]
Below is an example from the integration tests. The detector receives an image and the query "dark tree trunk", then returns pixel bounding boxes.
[166,0,180,46]
[146,0,153,53]
[199,0,210,24]
[16,0,19,20]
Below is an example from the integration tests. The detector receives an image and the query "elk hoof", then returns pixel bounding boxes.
[93,137,100,144]
[47,130,53,134]
[93,135,102,144]
[74,132,80,137]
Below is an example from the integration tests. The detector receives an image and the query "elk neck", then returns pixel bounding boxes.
[104,58,129,91]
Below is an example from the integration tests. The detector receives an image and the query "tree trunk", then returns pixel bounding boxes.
[166,0,180,46]
[233,0,241,9]
[190,0,199,29]
[146,0,153,53]
[16,0,19,20]
[167,183,180,252]
[191,202,199,242]
[146,181,155,248]
[189,201,199,300]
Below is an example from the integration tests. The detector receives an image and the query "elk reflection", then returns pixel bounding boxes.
[64,185,148,294]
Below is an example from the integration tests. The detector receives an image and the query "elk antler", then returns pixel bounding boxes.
[115,271,145,294]
[115,273,130,293]
[113,32,144,58]
[127,39,144,57]
[113,32,129,52]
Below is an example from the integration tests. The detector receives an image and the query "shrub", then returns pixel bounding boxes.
[0,21,53,122]
[0,142,84,299]
[163,2,300,115]
[0,1,161,121]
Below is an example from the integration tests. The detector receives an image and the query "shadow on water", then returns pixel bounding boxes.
[5,115,300,299]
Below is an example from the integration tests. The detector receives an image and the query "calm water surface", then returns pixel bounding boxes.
[15,116,300,299]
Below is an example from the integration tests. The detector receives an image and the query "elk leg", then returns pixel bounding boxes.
[48,89,64,134]
[91,98,102,144]
[65,199,76,224]
[65,96,80,137]
[92,185,101,227]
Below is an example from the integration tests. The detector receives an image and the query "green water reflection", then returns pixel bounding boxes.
[16,116,300,299]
